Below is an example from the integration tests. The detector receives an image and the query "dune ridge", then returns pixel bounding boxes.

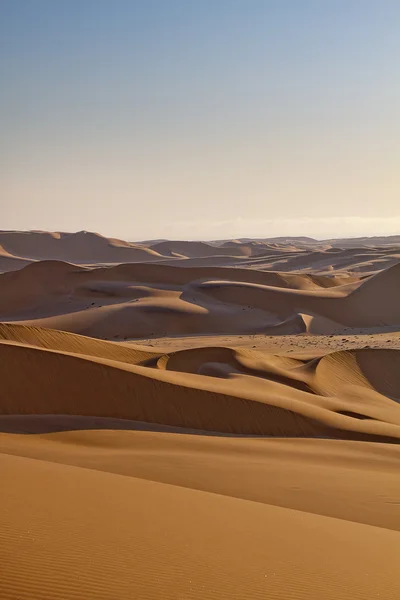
[1,255,399,338]
[0,324,399,442]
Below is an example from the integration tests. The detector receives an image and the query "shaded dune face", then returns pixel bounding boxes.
[0,324,399,443]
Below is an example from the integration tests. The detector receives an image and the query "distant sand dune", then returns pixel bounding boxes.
[1,229,399,274]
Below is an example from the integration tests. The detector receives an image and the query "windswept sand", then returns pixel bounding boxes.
[0,231,399,599]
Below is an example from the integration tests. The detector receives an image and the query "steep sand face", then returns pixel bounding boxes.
[1,232,400,600]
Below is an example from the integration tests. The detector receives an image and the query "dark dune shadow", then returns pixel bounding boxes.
[0,414,265,437]
[1,414,398,444]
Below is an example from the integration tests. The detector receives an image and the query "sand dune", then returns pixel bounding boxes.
[1,231,399,600]
[0,230,163,266]
[1,229,399,274]
[0,252,399,338]
[1,430,399,530]
[0,324,399,442]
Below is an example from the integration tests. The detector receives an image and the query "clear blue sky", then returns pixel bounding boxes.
[1,0,399,239]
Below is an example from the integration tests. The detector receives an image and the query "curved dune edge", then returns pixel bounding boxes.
[0,322,157,364]
[1,257,400,338]
[0,324,399,442]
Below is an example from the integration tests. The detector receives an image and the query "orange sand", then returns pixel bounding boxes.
[0,231,399,599]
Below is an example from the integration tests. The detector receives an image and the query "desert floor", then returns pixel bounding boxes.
[0,231,399,599]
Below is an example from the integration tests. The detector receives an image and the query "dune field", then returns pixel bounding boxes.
[0,230,399,600]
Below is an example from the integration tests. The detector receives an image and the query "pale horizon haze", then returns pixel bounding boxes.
[1,0,399,241]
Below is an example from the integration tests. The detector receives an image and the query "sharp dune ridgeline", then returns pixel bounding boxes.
[1,230,400,600]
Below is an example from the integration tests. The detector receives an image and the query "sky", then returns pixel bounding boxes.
[1,0,399,240]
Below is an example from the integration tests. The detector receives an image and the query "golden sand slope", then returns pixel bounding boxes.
[1,451,399,600]
[0,328,399,599]
[1,430,399,531]
[0,324,399,442]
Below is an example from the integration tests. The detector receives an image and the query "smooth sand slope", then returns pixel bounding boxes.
[1,254,400,338]
[1,231,399,600]
[1,429,399,531]
[2,452,399,600]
